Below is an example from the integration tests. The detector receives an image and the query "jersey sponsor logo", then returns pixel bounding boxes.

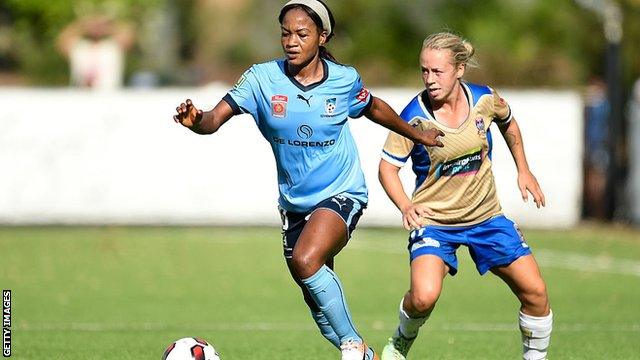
[435,147,483,179]
[271,95,288,118]
[272,136,336,148]
[410,237,441,253]
[356,87,370,103]
[325,97,337,115]
[297,124,313,139]
[475,117,487,138]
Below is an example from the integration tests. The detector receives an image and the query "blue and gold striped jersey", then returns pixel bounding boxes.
[224,59,372,212]
[381,82,513,226]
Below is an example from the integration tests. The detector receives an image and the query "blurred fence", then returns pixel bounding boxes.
[630,89,640,224]
[0,87,582,228]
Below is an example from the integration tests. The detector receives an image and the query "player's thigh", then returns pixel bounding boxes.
[409,254,449,301]
[294,194,365,260]
[293,209,348,265]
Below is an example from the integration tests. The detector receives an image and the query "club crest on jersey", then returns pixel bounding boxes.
[325,97,337,115]
[475,117,486,138]
[271,95,288,118]
[356,87,369,103]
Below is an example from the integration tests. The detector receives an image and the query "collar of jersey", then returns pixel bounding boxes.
[282,58,329,92]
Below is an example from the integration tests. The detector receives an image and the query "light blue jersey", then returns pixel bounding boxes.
[223,59,371,212]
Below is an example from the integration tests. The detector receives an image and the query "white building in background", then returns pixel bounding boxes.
[0,87,583,228]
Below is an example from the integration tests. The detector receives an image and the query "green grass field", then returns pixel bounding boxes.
[2,225,639,359]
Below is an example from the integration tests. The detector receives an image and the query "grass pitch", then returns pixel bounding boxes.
[1,225,639,359]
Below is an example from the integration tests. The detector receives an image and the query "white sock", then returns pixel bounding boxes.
[519,310,553,360]
[397,298,428,339]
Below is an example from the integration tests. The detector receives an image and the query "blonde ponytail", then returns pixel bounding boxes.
[422,32,478,68]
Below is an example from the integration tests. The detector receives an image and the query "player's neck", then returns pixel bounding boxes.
[432,82,465,112]
[431,82,469,128]
[287,56,324,86]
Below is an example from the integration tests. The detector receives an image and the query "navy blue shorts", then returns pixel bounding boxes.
[408,215,532,275]
[279,194,366,259]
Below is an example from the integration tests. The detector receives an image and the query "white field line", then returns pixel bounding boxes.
[346,241,640,277]
[15,322,640,333]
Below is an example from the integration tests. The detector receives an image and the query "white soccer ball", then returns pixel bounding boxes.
[162,337,221,360]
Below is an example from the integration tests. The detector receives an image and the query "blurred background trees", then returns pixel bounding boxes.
[0,0,639,89]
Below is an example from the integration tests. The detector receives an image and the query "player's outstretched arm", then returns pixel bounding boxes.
[174,99,234,135]
[379,159,434,230]
[365,97,444,147]
[498,118,546,208]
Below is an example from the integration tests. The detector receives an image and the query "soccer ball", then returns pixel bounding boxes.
[162,337,221,360]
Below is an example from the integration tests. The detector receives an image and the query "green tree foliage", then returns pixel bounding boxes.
[2,0,639,88]
[3,0,160,84]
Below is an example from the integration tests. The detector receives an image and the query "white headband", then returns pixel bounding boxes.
[282,0,332,36]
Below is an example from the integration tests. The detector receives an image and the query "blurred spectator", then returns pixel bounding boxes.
[57,15,134,90]
[582,77,610,220]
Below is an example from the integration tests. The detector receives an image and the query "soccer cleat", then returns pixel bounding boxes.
[381,333,415,360]
[340,339,379,360]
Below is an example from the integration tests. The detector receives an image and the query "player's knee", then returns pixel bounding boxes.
[291,252,323,279]
[408,288,440,315]
[521,282,549,311]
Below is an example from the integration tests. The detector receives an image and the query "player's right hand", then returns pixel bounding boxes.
[173,99,203,129]
[401,204,434,231]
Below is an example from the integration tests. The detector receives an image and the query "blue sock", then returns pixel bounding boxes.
[301,265,362,344]
[365,347,375,359]
[311,311,340,349]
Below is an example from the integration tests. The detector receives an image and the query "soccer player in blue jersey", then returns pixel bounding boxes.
[173,1,443,359]
[378,33,552,360]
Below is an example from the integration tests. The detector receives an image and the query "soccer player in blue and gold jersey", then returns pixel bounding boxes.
[174,2,443,359]
[379,33,552,360]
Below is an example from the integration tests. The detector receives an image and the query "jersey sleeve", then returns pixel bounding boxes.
[381,127,415,167]
[347,73,373,118]
[222,66,260,117]
[490,87,513,125]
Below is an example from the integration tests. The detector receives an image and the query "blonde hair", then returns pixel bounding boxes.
[422,32,478,68]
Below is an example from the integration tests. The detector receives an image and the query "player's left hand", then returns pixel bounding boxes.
[517,170,546,208]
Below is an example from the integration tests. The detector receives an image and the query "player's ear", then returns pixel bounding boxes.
[456,63,465,79]
[319,30,328,45]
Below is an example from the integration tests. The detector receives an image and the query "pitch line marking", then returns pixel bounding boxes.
[15,321,639,333]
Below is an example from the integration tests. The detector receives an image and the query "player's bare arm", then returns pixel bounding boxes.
[366,97,445,148]
[498,118,546,208]
[379,159,434,230]
[174,99,234,135]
